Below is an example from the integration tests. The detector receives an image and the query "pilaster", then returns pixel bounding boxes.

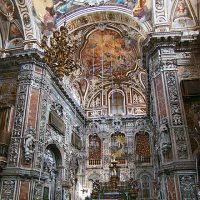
[144,35,197,199]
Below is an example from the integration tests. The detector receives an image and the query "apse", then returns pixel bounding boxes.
[69,27,147,118]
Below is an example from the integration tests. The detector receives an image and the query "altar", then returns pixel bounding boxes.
[90,160,138,200]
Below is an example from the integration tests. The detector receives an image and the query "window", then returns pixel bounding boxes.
[110,91,124,115]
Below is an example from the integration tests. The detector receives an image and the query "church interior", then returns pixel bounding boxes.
[0,0,200,199]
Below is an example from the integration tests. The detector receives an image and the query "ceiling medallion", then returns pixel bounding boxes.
[41,26,82,80]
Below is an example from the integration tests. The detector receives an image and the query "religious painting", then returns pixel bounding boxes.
[89,134,101,159]
[31,0,148,34]
[172,0,196,29]
[0,0,14,16]
[111,133,127,163]
[135,132,150,163]
[132,0,152,22]
[9,23,23,40]
[81,29,138,81]
[31,0,56,34]
[173,0,192,21]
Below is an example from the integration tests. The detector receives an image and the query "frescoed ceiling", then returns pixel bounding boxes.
[81,28,139,82]
[66,25,147,110]
[30,0,152,34]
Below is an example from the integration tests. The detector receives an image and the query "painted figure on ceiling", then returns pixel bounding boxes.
[132,0,151,22]
[54,0,75,15]
[9,23,22,40]
[174,0,190,20]
[43,7,56,32]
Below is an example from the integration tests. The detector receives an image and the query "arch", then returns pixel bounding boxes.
[12,0,37,40]
[57,7,152,35]
[45,144,62,167]
[43,145,63,199]
[87,171,102,181]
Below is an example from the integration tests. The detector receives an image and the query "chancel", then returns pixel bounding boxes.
[0,0,200,199]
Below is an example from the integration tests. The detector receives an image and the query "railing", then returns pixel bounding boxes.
[88,159,101,166]
[136,155,151,164]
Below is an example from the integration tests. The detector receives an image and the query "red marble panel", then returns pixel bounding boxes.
[167,176,177,200]
[19,181,29,200]
[27,88,40,128]
[154,75,167,120]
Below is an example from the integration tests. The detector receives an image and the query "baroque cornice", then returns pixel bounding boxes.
[0,50,44,68]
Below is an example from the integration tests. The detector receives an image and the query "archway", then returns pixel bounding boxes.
[43,144,62,200]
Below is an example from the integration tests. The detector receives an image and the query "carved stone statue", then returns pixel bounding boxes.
[112,118,122,132]
[135,119,146,132]
[23,128,35,161]
[159,120,171,154]
[43,149,56,180]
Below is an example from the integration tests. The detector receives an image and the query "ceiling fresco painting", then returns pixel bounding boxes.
[172,0,196,29]
[31,0,152,34]
[66,25,147,116]
[132,0,152,22]
[81,28,138,82]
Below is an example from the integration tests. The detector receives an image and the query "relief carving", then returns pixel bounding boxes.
[166,71,183,126]
[180,175,197,199]
[23,127,36,162]
[1,180,15,200]
[51,101,63,118]
[174,128,188,159]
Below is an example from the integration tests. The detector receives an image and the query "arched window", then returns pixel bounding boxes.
[109,91,124,115]
[140,174,151,199]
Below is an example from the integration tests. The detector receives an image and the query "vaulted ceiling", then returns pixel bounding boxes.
[0,0,199,116]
